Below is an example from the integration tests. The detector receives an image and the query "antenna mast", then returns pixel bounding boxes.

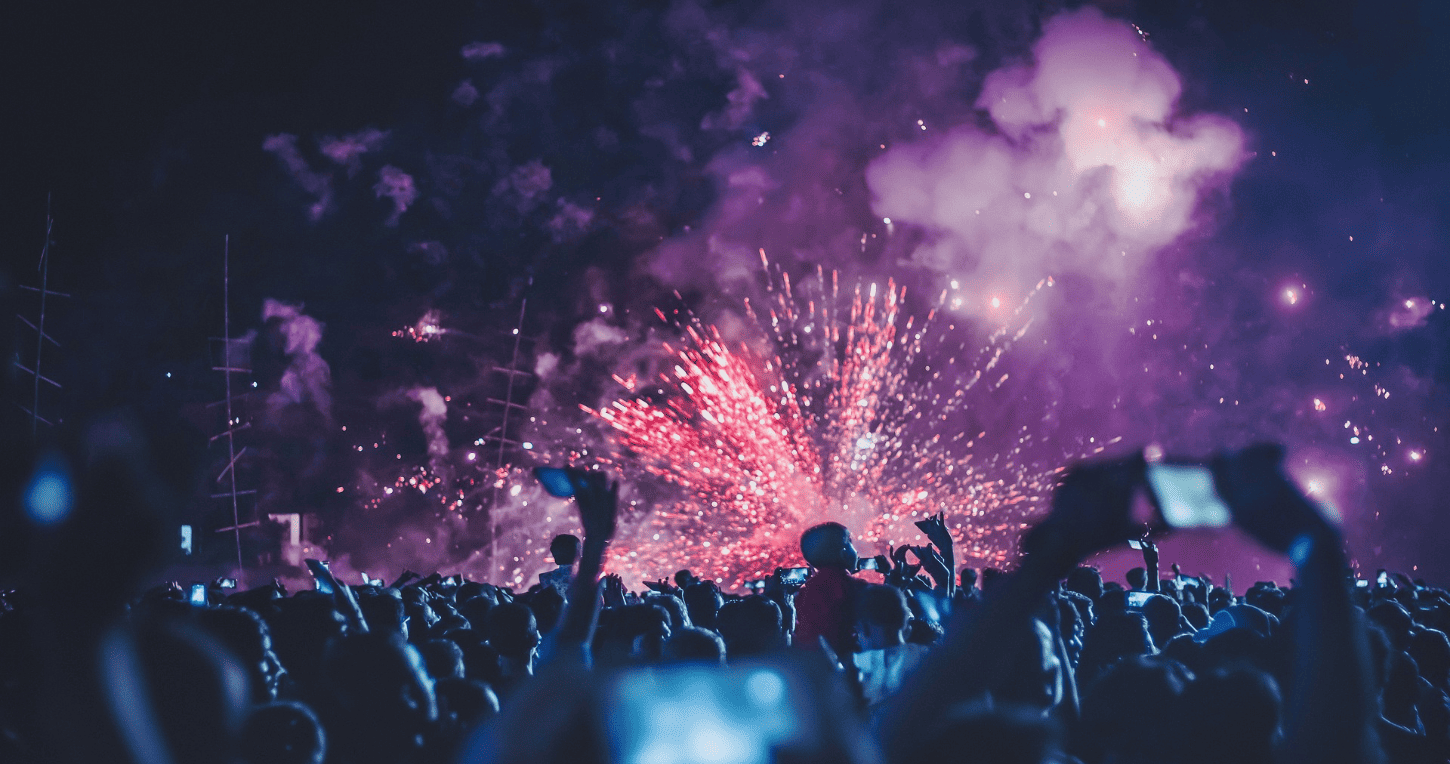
[15,194,67,437]
[211,235,256,579]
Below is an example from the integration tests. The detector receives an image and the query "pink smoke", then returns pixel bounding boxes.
[374,165,418,225]
[867,7,1244,312]
[262,299,333,420]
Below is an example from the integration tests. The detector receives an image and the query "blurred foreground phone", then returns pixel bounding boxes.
[305,558,336,595]
[218,578,237,589]
[779,567,810,586]
[1377,570,1389,587]
[602,660,826,764]
[857,557,881,572]
[534,466,576,498]
[1127,539,1143,550]
[188,584,208,606]
[1125,591,1155,608]
[1143,463,1232,528]
[1356,579,1370,589]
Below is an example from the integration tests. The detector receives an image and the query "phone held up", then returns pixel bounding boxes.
[533,466,577,499]
[1139,449,1233,530]
[188,584,208,607]
[779,567,810,586]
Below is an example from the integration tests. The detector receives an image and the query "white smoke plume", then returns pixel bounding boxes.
[262,299,332,421]
[867,8,1244,310]
[406,386,451,473]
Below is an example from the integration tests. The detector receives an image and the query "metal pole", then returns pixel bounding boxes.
[32,196,53,441]
[490,298,527,571]
[224,235,244,577]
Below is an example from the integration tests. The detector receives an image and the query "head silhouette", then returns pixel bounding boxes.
[549,534,581,566]
[800,522,856,570]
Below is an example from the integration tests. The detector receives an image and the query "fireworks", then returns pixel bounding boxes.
[579,253,1077,589]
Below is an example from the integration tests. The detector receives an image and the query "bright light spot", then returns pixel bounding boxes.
[1313,398,1326,412]
[1410,451,1423,462]
[165,372,171,378]
[989,296,1002,309]
[467,452,476,461]
[24,456,73,526]
[883,217,891,226]
[336,486,345,493]
[751,131,771,147]
[384,487,393,495]
[1283,288,1299,305]
[252,382,258,387]
[1097,118,1107,128]
[1350,437,1360,445]
[1023,192,1031,199]
[510,484,522,497]
[949,279,959,290]
[522,441,533,450]
[1405,299,1416,310]
[746,670,786,706]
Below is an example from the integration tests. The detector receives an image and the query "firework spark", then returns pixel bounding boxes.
[580,254,1080,588]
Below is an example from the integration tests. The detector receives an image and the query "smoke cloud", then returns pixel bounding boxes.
[867,7,1244,310]
[262,299,332,422]
[406,386,450,473]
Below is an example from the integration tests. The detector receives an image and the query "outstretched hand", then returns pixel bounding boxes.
[568,468,619,542]
[914,512,954,554]
[1021,454,1146,575]
[1210,444,1335,555]
[601,573,627,608]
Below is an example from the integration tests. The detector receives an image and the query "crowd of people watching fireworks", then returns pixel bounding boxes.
[2,432,1448,764]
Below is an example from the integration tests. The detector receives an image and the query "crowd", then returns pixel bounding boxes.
[1,436,1446,764]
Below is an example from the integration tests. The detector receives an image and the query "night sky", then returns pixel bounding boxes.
[4,0,1447,587]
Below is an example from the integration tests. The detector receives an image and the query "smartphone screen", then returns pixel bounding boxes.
[1377,571,1389,587]
[180,525,193,555]
[857,557,880,572]
[219,578,237,589]
[1125,591,1154,608]
[1144,464,1232,528]
[780,567,810,586]
[534,467,576,498]
[1127,539,1143,550]
[188,584,208,606]
[603,663,814,764]
[1355,579,1370,589]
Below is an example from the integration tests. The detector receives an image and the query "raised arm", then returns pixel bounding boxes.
[1212,445,1382,764]
[552,469,618,659]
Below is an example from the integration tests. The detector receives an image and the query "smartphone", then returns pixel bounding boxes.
[218,578,237,589]
[1377,570,1389,587]
[602,662,819,764]
[779,567,810,586]
[180,525,193,555]
[188,584,208,606]
[306,558,336,595]
[1125,591,1155,608]
[857,557,881,572]
[1355,579,1370,589]
[534,466,576,498]
[1127,539,1143,550]
[1144,463,1232,528]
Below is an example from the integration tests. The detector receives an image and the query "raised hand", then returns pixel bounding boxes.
[1210,444,1335,555]
[602,573,627,608]
[914,512,954,553]
[913,545,954,595]
[568,468,619,542]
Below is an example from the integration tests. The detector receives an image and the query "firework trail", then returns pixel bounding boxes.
[581,253,1091,588]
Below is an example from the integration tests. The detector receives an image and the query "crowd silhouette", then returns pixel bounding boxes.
[1,429,1445,764]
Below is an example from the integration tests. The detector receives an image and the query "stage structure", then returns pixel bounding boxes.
[209,235,257,580]
[14,196,68,439]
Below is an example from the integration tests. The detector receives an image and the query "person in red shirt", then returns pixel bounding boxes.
[792,522,866,656]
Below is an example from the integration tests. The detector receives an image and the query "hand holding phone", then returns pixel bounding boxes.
[1209,443,1335,554]
[189,584,208,606]
[1145,463,1232,528]
[779,567,810,586]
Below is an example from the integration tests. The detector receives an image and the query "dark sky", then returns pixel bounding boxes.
[3,0,1447,583]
